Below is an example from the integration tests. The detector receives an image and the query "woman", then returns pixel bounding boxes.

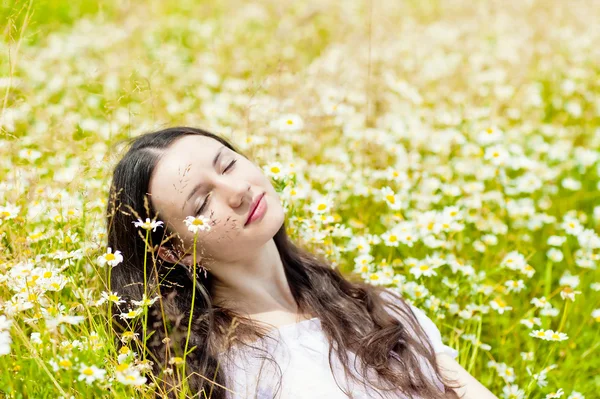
[106,127,498,399]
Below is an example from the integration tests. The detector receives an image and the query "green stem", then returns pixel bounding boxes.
[544,258,552,299]
[107,265,112,340]
[181,233,198,396]
[142,229,149,362]
[557,300,569,333]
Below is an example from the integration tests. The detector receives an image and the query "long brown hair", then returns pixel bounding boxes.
[105,126,462,398]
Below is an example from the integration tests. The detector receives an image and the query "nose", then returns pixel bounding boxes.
[224,180,252,209]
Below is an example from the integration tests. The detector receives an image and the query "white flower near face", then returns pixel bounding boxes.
[97,247,124,267]
[184,215,211,234]
[132,217,164,232]
[263,161,289,181]
[77,364,107,385]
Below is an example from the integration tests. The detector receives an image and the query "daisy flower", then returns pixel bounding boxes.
[546,388,564,398]
[271,113,305,132]
[132,217,164,232]
[78,364,106,385]
[381,230,400,247]
[115,363,147,386]
[0,202,20,220]
[502,384,525,399]
[380,186,403,210]
[505,279,526,293]
[490,297,513,314]
[559,286,581,301]
[120,330,139,344]
[184,215,211,233]
[100,291,125,305]
[529,329,569,341]
[132,294,160,307]
[263,162,288,181]
[409,261,438,279]
[118,308,143,320]
[309,195,333,215]
[97,247,123,267]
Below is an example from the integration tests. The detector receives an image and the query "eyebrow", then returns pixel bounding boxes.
[181,145,225,212]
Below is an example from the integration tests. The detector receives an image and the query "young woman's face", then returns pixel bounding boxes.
[148,135,285,265]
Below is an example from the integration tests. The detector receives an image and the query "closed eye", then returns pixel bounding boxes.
[195,159,237,216]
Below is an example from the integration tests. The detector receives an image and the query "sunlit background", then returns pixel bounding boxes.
[1,0,599,397]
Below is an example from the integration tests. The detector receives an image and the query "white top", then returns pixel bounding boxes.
[219,289,458,398]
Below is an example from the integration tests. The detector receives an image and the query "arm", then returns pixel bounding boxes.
[436,352,499,399]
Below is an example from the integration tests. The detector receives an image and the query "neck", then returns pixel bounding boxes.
[210,239,298,317]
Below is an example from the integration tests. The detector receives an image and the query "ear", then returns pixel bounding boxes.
[157,245,195,267]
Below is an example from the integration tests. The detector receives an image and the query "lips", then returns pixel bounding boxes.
[245,192,265,225]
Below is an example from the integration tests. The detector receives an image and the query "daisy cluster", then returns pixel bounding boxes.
[0,0,599,397]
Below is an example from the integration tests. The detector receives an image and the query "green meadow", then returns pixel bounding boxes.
[0,0,599,398]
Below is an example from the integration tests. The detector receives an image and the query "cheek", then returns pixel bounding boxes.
[200,211,245,245]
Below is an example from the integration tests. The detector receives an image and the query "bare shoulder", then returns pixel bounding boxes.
[435,353,499,399]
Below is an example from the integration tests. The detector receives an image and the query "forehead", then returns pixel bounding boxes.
[148,135,223,208]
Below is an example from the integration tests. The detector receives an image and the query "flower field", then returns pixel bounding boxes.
[1,0,599,398]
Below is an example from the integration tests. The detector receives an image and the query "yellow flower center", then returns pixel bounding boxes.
[116,363,129,372]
